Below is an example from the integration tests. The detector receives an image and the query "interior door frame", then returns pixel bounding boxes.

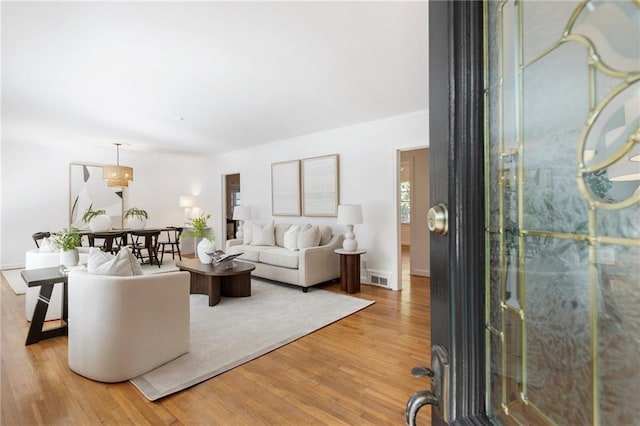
[428,0,487,424]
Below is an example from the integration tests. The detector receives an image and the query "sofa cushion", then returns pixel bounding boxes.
[227,244,270,262]
[274,224,291,247]
[298,226,321,249]
[318,226,333,246]
[87,247,143,276]
[283,224,310,251]
[39,237,58,253]
[242,221,253,245]
[259,247,299,269]
[251,222,275,246]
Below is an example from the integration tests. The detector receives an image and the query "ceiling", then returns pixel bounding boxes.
[1,1,428,156]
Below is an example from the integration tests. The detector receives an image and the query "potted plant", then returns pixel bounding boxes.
[54,227,82,267]
[82,207,111,232]
[183,212,214,263]
[124,207,149,230]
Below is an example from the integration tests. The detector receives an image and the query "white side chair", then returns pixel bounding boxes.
[67,269,190,382]
[24,248,89,321]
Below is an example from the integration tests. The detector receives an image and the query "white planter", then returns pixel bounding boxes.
[60,248,79,268]
[89,214,112,232]
[127,217,147,230]
[197,239,215,264]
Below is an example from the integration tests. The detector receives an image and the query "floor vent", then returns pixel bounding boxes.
[369,274,389,287]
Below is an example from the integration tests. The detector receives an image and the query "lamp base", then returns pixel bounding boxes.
[343,238,358,252]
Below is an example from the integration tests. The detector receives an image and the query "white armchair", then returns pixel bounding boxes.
[67,269,191,383]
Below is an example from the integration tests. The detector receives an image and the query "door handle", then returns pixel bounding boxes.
[405,345,450,425]
[427,204,448,235]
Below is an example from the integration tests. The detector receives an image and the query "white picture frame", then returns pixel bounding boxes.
[271,160,301,216]
[302,154,339,217]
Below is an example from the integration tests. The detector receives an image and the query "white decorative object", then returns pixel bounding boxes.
[337,204,363,252]
[127,217,147,230]
[89,214,112,232]
[60,248,79,268]
[233,206,250,239]
[179,195,198,225]
[197,239,215,264]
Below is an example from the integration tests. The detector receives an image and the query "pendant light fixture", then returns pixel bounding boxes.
[103,143,134,187]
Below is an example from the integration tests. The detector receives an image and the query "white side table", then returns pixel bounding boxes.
[334,249,366,294]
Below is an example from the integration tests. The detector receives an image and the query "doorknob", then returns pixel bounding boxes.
[405,345,450,425]
[427,204,448,235]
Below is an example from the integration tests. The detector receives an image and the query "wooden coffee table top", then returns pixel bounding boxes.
[176,258,255,277]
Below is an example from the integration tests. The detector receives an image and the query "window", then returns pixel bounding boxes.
[400,181,410,223]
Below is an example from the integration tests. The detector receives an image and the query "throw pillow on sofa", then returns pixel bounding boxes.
[283,224,311,251]
[251,222,275,246]
[242,221,253,244]
[39,237,58,253]
[87,247,143,276]
[298,226,321,249]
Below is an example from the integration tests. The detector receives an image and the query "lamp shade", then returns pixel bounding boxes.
[103,143,133,187]
[233,206,250,221]
[337,205,363,225]
[179,195,198,208]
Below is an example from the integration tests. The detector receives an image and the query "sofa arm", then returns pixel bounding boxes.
[299,234,344,286]
[226,239,243,252]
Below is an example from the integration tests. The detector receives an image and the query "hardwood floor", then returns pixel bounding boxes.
[1,253,431,425]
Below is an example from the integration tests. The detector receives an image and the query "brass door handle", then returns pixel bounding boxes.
[428,204,449,235]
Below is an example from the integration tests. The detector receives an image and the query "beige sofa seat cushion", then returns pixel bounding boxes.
[259,247,299,269]
[227,244,271,262]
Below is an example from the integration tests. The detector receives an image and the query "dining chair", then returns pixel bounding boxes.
[88,231,128,254]
[32,232,51,248]
[158,227,183,263]
[130,229,161,267]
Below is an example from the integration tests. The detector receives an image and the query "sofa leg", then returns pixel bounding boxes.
[302,287,309,293]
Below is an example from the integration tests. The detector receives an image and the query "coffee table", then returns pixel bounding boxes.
[176,258,256,306]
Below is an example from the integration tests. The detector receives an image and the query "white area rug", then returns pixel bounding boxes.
[2,269,27,294]
[1,261,179,295]
[130,279,374,401]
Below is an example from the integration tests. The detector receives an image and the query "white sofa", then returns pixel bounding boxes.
[67,269,190,382]
[24,248,89,321]
[225,223,343,291]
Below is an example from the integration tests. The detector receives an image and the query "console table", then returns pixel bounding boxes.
[21,266,68,345]
[334,249,366,294]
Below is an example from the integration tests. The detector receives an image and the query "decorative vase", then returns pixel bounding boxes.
[60,248,79,268]
[89,214,112,232]
[197,239,215,264]
[127,217,147,230]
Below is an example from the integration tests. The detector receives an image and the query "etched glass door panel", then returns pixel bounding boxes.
[484,1,640,424]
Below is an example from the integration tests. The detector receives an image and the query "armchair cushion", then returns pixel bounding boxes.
[87,247,143,276]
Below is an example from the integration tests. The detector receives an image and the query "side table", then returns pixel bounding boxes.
[334,249,366,294]
[21,266,69,345]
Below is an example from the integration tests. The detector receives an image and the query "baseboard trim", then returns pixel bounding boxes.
[410,268,430,277]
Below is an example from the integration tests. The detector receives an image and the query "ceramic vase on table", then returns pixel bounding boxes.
[127,217,147,230]
[89,214,112,232]
[60,248,79,268]
[197,239,215,264]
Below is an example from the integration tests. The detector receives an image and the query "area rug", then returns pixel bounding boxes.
[130,279,374,401]
[1,261,179,295]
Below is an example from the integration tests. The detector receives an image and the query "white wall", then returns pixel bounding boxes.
[0,141,210,269]
[208,111,429,290]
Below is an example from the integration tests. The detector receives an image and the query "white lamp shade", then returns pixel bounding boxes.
[337,205,363,225]
[179,195,198,208]
[233,206,250,220]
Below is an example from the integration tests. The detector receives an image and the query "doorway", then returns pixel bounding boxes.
[398,148,430,290]
[223,173,241,245]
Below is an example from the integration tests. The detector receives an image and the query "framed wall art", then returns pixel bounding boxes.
[69,163,124,229]
[302,154,339,216]
[271,160,301,216]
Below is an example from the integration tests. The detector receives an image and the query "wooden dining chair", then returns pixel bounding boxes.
[157,227,183,263]
[88,231,128,254]
[130,230,161,267]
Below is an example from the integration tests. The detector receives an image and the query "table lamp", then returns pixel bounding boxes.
[179,195,198,224]
[232,206,250,239]
[337,204,363,252]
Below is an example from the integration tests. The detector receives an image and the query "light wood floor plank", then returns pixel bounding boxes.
[1,255,431,425]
